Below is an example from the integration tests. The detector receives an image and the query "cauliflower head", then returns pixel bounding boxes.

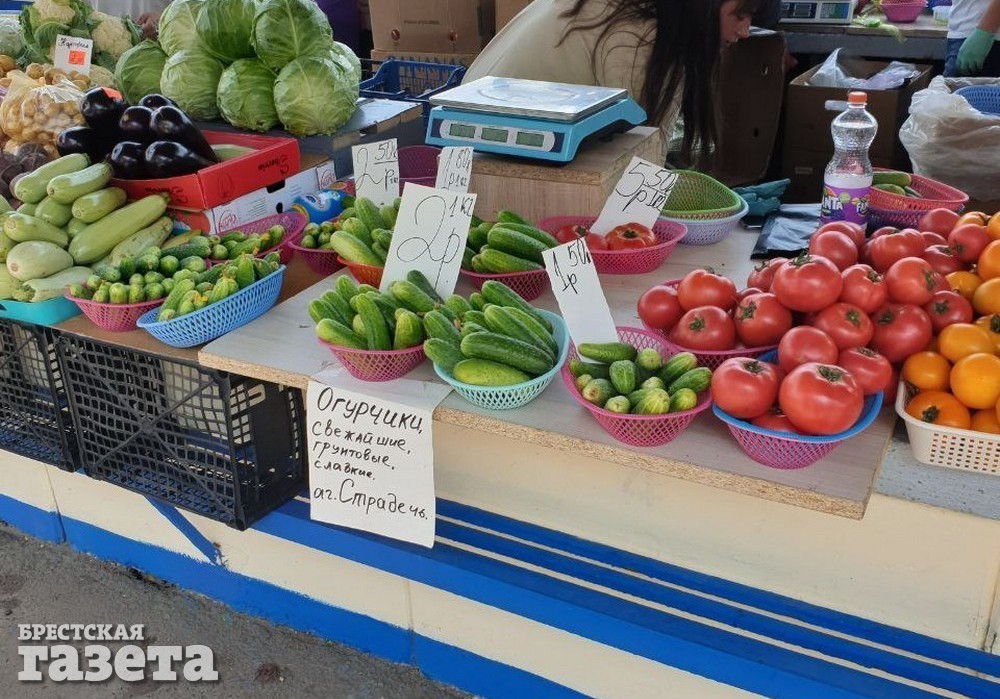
[87,64,114,87]
[0,16,24,58]
[30,0,77,26]
[90,12,136,60]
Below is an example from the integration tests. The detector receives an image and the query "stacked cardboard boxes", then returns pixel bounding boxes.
[369,0,496,66]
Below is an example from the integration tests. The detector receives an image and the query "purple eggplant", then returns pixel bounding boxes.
[119,106,155,144]
[109,141,147,180]
[138,94,176,110]
[149,106,218,163]
[79,87,127,130]
[143,140,214,178]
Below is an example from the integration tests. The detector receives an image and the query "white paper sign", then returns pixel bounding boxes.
[434,146,473,192]
[542,238,618,346]
[306,373,452,548]
[379,183,475,298]
[590,156,679,236]
[53,35,93,76]
[352,138,400,206]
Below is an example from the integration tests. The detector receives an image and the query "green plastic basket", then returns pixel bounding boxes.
[660,170,743,220]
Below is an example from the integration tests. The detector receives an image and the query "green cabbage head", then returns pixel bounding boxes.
[157,0,204,56]
[217,58,279,132]
[274,55,358,137]
[195,0,256,64]
[160,48,225,120]
[114,40,167,105]
[252,0,333,72]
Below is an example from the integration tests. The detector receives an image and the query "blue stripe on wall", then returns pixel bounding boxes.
[0,492,63,543]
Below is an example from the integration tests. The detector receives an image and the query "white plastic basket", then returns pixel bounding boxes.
[895,381,1000,475]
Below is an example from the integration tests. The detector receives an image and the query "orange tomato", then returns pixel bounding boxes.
[972,278,1000,316]
[988,212,1000,241]
[974,315,1000,354]
[951,353,1000,409]
[979,240,1000,280]
[946,271,983,300]
[997,396,1000,425]
[971,409,1000,434]
[902,351,952,391]
[938,323,995,362]
[957,212,990,227]
[905,390,972,428]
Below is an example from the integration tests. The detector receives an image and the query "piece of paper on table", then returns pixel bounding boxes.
[435,146,473,192]
[352,138,400,206]
[542,238,617,346]
[590,156,678,236]
[54,35,93,76]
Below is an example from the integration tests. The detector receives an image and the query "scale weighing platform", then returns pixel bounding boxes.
[780,1,855,24]
[425,77,647,163]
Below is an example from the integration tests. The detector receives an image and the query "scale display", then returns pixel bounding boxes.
[425,77,647,163]
[780,1,855,23]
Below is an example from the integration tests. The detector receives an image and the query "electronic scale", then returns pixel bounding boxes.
[780,1,856,24]
[424,77,647,163]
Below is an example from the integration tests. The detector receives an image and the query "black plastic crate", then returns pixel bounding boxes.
[359,59,466,122]
[55,335,305,530]
[0,320,77,470]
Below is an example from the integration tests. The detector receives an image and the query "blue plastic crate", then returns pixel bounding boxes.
[0,296,81,326]
[359,60,466,122]
[955,85,1000,117]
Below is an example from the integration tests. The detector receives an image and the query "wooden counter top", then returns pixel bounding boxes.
[200,229,893,520]
[782,14,946,39]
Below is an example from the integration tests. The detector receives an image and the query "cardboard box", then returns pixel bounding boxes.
[112,132,300,211]
[370,0,494,54]
[495,0,531,31]
[169,161,336,235]
[369,49,480,67]
[782,148,894,203]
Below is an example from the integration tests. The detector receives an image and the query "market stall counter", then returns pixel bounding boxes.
[782,13,948,61]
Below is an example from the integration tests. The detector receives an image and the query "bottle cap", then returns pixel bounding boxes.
[848,91,867,105]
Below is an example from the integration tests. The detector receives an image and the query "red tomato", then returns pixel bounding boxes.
[779,363,864,435]
[840,264,888,315]
[605,223,655,250]
[884,365,900,404]
[884,257,945,305]
[811,302,875,350]
[808,231,859,270]
[585,234,609,251]
[777,326,839,373]
[918,208,960,236]
[816,221,865,249]
[869,226,899,240]
[737,287,764,303]
[733,292,793,347]
[921,232,948,249]
[771,254,843,312]
[869,303,934,364]
[637,285,684,331]
[711,357,782,420]
[922,290,974,333]
[554,223,588,244]
[751,407,800,433]
[837,347,893,395]
[866,228,925,272]
[947,223,991,264]
[922,245,965,276]
[676,269,738,311]
[746,257,788,292]
[669,306,737,350]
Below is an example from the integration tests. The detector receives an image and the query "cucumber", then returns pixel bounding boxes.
[469,292,486,311]
[609,360,637,395]
[574,374,593,392]
[46,162,113,205]
[329,230,381,266]
[166,237,212,261]
[578,342,637,364]
[604,396,631,414]
[319,289,353,326]
[461,309,487,328]
[354,293,391,350]
[633,388,671,415]
[568,359,610,380]
[581,378,614,406]
[13,153,89,204]
[480,280,551,331]
[157,278,195,320]
[393,309,424,349]
[69,195,169,264]
[487,227,549,264]
[341,218,373,247]
[5,241,73,281]
[477,247,543,273]
[496,210,529,225]
[452,358,531,386]
[444,294,472,318]
[871,171,911,187]
[669,388,698,413]
[636,348,663,373]
[352,313,365,337]
[641,376,665,391]
[308,298,341,323]
[462,246,476,270]
[405,269,443,302]
[372,228,393,250]
[379,205,398,229]
[34,197,73,228]
[354,198,386,232]
[460,331,554,376]
[659,352,698,386]
[423,337,464,373]
[4,213,69,246]
[468,222,490,251]
[667,367,712,395]
[315,318,366,349]
[107,217,172,266]
[505,307,560,357]
[389,279,437,314]
[335,275,360,303]
[158,255,179,277]
[460,322,487,338]
[366,292,398,331]
[483,305,554,357]
[423,309,461,346]
[489,223,559,250]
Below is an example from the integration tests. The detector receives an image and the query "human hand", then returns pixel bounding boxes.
[957,29,995,75]
[136,12,160,40]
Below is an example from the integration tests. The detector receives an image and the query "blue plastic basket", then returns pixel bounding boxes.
[359,60,466,122]
[136,266,285,348]
[954,85,1000,116]
[0,296,81,326]
[434,310,568,411]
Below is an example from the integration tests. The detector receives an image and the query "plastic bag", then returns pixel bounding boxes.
[0,72,85,158]
[809,49,920,91]
[899,76,1000,201]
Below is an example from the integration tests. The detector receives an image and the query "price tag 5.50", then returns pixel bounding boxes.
[590,156,678,236]
[435,146,473,193]
[352,138,400,206]
[542,238,617,347]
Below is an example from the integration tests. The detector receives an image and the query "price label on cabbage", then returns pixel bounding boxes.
[352,139,400,206]
[54,35,93,76]
[590,156,678,235]
[379,183,476,298]
[542,238,617,346]
[435,147,473,192]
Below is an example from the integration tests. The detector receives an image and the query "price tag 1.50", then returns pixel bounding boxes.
[53,35,93,76]
[351,138,400,206]
[379,183,476,298]
[590,156,679,236]
[435,146,473,193]
[542,238,618,347]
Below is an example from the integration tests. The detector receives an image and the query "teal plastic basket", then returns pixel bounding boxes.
[660,170,743,220]
[434,310,568,410]
[0,296,80,326]
[136,267,285,348]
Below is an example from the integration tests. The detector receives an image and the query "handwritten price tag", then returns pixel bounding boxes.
[590,156,678,236]
[435,146,473,192]
[542,239,617,346]
[351,138,400,206]
[379,183,475,298]
[53,35,93,76]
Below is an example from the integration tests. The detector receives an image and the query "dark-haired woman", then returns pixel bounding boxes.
[463,0,758,166]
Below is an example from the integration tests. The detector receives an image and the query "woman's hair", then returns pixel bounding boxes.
[560,0,760,166]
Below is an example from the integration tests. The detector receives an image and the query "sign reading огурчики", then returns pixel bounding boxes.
[16,623,218,683]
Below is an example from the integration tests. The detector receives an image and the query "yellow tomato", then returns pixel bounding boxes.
[971,409,1000,434]
[905,391,972,429]
[938,323,996,362]
[947,271,983,300]
[974,315,1000,354]
[988,212,1000,242]
[979,240,1000,280]
[902,351,952,391]
[951,353,1000,410]
[957,211,990,227]
[973,278,1000,316]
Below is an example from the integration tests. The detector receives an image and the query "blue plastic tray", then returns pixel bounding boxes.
[0,296,81,326]
[955,85,1000,117]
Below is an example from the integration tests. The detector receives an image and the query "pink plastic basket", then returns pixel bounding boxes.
[339,258,384,286]
[66,294,165,332]
[399,145,440,190]
[206,212,306,267]
[320,340,425,381]
[289,243,343,275]
[459,268,549,301]
[560,326,712,447]
[537,217,688,274]
[880,1,925,23]
[868,170,968,212]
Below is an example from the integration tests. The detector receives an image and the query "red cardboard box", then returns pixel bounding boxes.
[111,132,300,211]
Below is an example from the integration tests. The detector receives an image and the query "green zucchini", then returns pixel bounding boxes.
[5,241,74,281]
[46,162,113,205]
[71,187,127,223]
[106,217,173,266]
[69,195,169,264]
[10,266,91,302]
[34,197,73,228]
[13,153,89,204]
[66,218,88,239]
[4,213,69,247]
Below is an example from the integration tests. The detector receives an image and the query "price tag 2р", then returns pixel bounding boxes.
[379,183,476,299]
[435,146,473,193]
[590,156,678,236]
[351,138,400,206]
[542,238,618,346]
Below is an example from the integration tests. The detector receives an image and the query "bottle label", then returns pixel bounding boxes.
[820,183,870,225]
